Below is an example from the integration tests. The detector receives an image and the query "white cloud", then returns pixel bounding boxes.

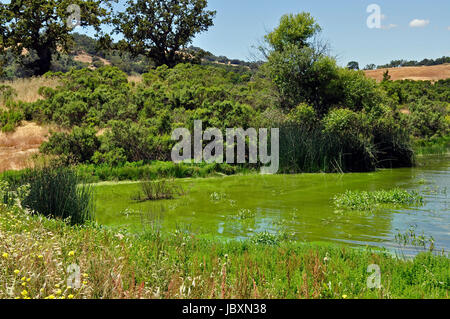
[381,24,398,30]
[409,19,430,28]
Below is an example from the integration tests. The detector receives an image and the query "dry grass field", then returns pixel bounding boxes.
[0,122,50,172]
[364,64,450,82]
[0,77,60,109]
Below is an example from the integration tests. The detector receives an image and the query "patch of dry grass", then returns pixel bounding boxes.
[0,77,60,109]
[364,64,450,82]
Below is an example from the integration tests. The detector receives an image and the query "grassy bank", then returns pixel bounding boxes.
[414,135,450,156]
[0,161,253,186]
[1,204,448,299]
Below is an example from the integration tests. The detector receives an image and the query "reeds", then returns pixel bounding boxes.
[20,166,94,225]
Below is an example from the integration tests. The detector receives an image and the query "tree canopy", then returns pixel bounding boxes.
[0,0,111,76]
[112,0,216,68]
[264,12,321,53]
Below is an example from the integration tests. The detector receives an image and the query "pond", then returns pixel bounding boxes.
[94,155,449,254]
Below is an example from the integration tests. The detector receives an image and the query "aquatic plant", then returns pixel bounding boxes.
[131,179,184,201]
[333,188,424,211]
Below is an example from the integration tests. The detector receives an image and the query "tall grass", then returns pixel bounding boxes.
[131,179,184,201]
[278,124,376,173]
[20,166,94,225]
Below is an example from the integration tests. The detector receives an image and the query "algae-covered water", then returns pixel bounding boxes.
[94,156,449,252]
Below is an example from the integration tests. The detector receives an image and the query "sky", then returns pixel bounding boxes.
[189,0,450,67]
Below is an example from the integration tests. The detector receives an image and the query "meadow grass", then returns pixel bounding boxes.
[333,188,424,211]
[0,203,448,299]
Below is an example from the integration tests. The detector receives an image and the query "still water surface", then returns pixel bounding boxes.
[95,156,449,253]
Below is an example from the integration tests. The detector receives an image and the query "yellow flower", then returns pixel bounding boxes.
[21,276,26,281]
[21,282,26,287]
[68,294,74,299]
[1,252,8,258]
[26,278,31,282]
[67,286,72,290]
[21,290,28,297]
[342,294,348,299]
[55,289,62,295]
[14,269,20,275]
[82,273,89,278]
[37,255,43,259]
[67,251,75,257]
[55,284,60,288]
[82,280,88,285]
[46,295,55,299]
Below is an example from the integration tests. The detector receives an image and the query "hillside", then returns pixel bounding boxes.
[364,64,450,82]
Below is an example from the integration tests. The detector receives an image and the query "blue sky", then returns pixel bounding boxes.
[190,0,450,67]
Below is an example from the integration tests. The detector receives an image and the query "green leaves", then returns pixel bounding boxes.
[112,0,216,67]
[265,12,321,52]
[0,0,112,75]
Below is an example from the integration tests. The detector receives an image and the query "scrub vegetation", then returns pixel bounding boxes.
[0,1,449,300]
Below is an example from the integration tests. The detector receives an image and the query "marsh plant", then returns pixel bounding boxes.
[333,188,424,211]
[395,225,436,254]
[19,166,94,225]
[132,179,184,202]
[227,208,257,221]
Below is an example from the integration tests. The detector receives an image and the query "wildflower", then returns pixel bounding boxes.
[67,251,75,257]
[82,273,89,278]
[342,294,348,299]
[22,282,26,287]
[55,289,62,295]
[21,290,28,297]
[21,277,26,281]
[14,269,20,275]
[68,294,74,299]
[55,284,60,288]
[26,278,31,282]
[46,295,55,299]
[37,255,43,259]
[82,280,88,285]
[1,252,8,259]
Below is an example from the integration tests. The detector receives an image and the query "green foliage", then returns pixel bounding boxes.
[112,0,216,67]
[264,12,321,52]
[40,126,101,164]
[0,0,111,75]
[333,189,424,211]
[20,166,94,225]
[0,109,24,132]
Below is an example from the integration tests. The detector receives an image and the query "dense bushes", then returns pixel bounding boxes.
[17,61,420,173]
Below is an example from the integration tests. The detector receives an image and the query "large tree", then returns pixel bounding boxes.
[112,0,216,68]
[0,0,111,76]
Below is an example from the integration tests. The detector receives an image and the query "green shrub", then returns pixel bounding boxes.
[40,126,100,164]
[0,109,24,132]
